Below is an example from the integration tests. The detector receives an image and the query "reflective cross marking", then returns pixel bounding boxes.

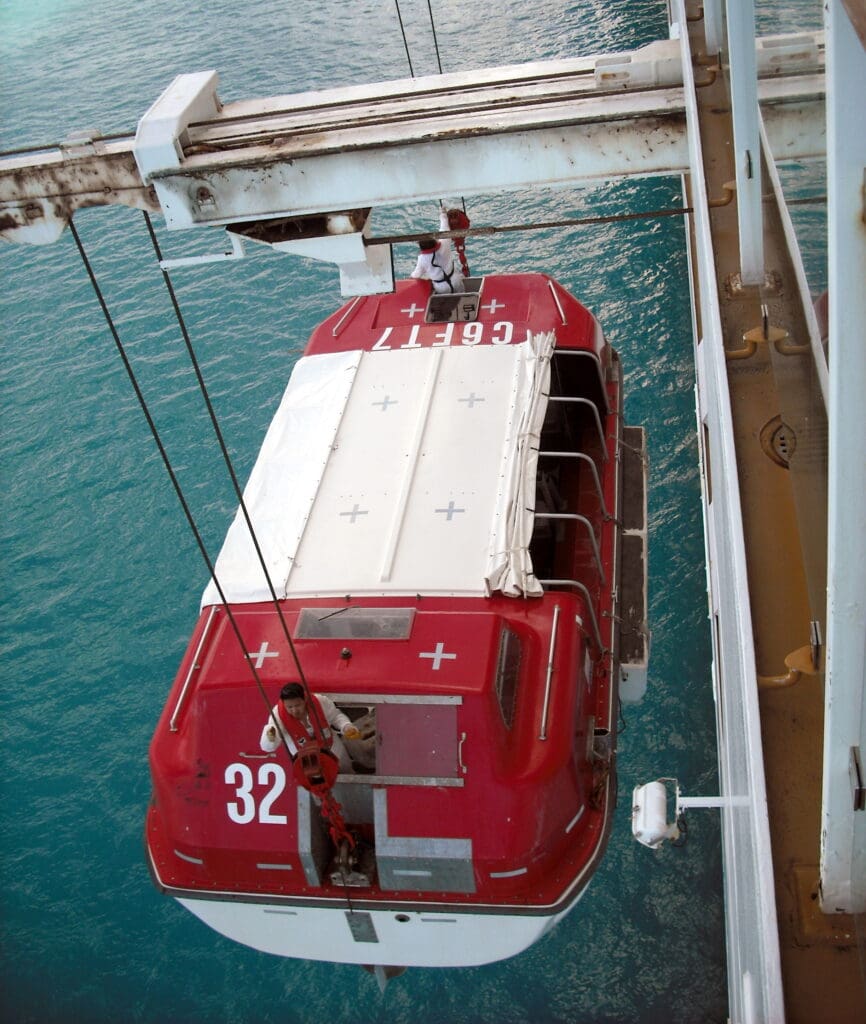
[401,303,424,318]
[482,298,505,314]
[372,395,398,412]
[248,641,279,668]
[419,642,457,670]
[340,504,369,524]
[458,392,485,408]
[435,501,466,521]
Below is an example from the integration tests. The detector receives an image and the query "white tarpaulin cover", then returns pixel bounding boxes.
[485,330,553,596]
[202,334,553,606]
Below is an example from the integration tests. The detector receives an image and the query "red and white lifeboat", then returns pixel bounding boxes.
[146,273,648,968]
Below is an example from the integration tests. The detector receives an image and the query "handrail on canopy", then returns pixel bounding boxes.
[537,450,608,517]
[532,512,606,586]
[546,396,608,460]
[550,349,610,415]
[537,578,604,655]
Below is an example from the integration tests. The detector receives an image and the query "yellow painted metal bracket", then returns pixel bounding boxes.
[758,643,821,690]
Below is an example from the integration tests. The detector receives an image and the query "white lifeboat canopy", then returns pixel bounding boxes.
[202,332,554,606]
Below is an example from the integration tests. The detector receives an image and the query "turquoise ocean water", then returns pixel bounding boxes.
[0,2,825,1022]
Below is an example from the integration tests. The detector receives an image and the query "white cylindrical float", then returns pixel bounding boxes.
[631,780,679,848]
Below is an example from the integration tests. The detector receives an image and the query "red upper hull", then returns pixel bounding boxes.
[305,275,604,358]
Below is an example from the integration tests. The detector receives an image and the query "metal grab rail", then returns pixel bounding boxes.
[538,449,608,517]
[546,396,608,460]
[170,605,219,732]
[532,512,607,586]
[331,295,362,337]
[539,604,561,740]
[537,579,604,655]
[550,349,610,415]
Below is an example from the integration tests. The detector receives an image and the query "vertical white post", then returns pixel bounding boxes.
[704,0,725,58]
[726,0,764,285]
[820,0,866,915]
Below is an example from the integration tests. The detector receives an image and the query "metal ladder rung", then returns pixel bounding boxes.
[538,450,608,517]
[537,578,603,654]
[532,511,606,586]
[547,396,608,460]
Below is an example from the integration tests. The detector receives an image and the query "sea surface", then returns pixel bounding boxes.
[0,2,825,1022]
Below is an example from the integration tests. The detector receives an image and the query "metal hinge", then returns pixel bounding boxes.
[850,747,865,812]
[810,619,823,671]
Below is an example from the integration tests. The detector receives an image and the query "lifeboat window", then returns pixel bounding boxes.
[495,628,522,728]
[296,607,415,640]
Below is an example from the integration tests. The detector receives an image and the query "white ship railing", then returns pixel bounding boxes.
[672,1,785,1019]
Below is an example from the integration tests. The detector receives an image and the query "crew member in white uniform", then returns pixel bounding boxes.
[261,682,359,773]
[410,203,465,294]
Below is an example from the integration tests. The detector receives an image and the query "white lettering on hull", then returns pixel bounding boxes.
[225,762,288,825]
[370,322,520,350]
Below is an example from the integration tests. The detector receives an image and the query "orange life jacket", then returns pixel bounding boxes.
[275,695,333,752]
[275,696,340,792]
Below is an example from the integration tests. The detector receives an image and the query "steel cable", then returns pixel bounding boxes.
[427,0,443,74]
[69,218,289,748]
[393,0,415,77]
[141,212,330,744]
[73,215,357,874]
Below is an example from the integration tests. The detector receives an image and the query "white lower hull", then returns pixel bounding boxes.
[177,891,589,967]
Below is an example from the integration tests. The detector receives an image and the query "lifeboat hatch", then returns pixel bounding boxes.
[300,784,476,893]
[424,278,484,323]
[373,790,475,894]
[299,784,378,887]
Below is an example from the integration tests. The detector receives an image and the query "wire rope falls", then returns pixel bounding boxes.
[70,212,355,858]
